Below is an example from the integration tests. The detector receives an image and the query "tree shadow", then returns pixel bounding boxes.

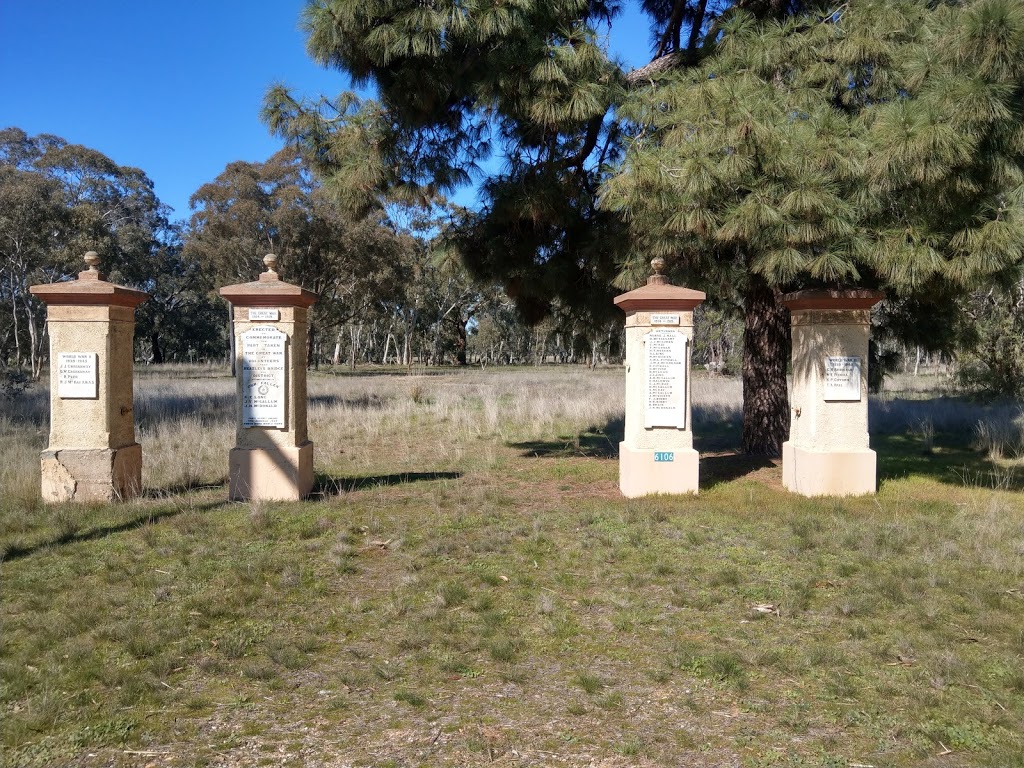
[699,452,778,489]
[3,388,49,427]
[0,499,229,562]
[874,432,1024,491]
[308,393,390,410]
[143,479,228,497]
[510,417,624,459]
[314,367,467,378]
[312,471,463,496]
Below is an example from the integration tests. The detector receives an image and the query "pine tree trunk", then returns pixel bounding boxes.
[741,276,790,455]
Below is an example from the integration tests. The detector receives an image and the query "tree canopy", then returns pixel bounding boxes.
[0,128,172,375]
[265,0,1024,452]
[602,0,1024,448]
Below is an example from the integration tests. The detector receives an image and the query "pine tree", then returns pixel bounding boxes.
[602,0,1024,452]
[266,0,1024,455]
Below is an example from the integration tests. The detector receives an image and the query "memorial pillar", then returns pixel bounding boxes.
[219,254,318,501]
[781,289,885,497]
[30,252,148,503]
[614,258,705,497]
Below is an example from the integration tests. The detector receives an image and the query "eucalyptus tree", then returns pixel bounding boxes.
[185,148,410,367]
[0,127,171,377]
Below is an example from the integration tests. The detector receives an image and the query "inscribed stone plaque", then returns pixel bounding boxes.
[241,327,287,428]
[650,313,680,326]
[57,352,98,399]
[248,308,280,321]
[824,356,861,401]
[644,329,688,429]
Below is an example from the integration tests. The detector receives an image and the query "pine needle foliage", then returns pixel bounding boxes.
[602,0,1024,296]
[264,0,628,325]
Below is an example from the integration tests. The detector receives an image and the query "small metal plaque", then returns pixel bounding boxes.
[650,313,680,325]
[57,352,98,399]
[654,452,675,462]
[248,308,280,321]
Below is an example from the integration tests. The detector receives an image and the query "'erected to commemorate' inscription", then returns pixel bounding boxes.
[241,327,287,428]
[823,355,861,401]
[57,352,98,399]
[644,328,688,429]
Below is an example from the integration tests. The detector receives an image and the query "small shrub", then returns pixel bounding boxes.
[0,367,31,400]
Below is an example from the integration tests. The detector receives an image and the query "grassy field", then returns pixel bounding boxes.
[1,366,1023,767]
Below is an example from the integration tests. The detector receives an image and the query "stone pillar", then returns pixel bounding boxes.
[29,252,148,503]
[781,289,885,497]
[219,254,318,501]
[614,258,706,497]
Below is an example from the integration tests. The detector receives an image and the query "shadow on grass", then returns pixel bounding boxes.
[0,500,229,562]
[700,453,778,489]
[313,366,471,378]
[511,418,624,459]
[875,432,1024,491]
[313,471,463,496]
[143,479,228,498]
[308,393,390,410]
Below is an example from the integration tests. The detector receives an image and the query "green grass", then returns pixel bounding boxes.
[1,367,1023,766]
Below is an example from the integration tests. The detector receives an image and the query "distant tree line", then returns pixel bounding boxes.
[3,118,1023,400]
[0,128,631,382]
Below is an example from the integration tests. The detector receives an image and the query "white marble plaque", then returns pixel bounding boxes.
[650,313,680,326]
[241,327,287,428]
[57,352,98,399]
[248,308,280,321]
[824,356,861,401]
[644,329,688,429]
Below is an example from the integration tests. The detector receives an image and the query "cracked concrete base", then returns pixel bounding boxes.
[40,444,142,503]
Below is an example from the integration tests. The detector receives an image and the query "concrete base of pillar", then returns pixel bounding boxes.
[41,444,143,503]
[782,442,876,497]
[229,441,314,501]
[619,443,699,497]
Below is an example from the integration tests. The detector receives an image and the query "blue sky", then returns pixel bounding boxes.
[1,1,652,223]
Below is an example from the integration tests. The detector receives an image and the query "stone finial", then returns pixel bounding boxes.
[259,253,280,282]
[264,253,278,273]
[80,251,102,281]
[648,256,668,286]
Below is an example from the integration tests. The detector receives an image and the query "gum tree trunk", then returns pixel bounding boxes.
[741,275,790,455]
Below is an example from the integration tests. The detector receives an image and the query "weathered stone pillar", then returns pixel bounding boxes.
[614,258,706,497]
[219,254,318,501]
[30,252,148,502]
[782,289,885,497]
